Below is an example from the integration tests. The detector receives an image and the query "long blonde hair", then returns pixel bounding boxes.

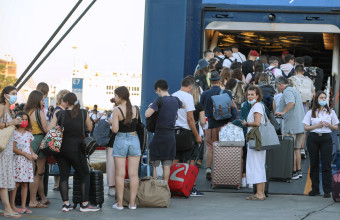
[191,83,201,105]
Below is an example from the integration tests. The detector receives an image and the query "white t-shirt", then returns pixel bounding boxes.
[172,90,195,130]
[222,57,236,69]
[245,72,255,84]
[90,112,100,125]
[302,109,339,133]
[267,66,283,78]
[247,103,266,133]
[233,52,246,63]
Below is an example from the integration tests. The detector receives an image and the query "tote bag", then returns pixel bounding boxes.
[249,104,280,151]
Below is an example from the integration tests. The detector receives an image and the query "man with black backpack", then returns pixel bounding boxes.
[145,79,183,182]
[222,47,237,69]
[303,55,324,92]
[213,47,225,73]
[200,71,238,180]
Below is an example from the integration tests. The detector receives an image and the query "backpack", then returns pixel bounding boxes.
[232,81,245,108]
[290,75,313,102]
[145,97,181,133]
[145,97,163,133]
[195,74,209,91]
[332,170,340,202]
[93,119,111,146]
[215,57,224,72]
[306,67,324,91]
[211,89,233,121]
[264,67,277,88]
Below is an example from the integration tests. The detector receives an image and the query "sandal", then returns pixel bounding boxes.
[28,202,48,208]
[23,209,32,214]
[246,195,257,200]
[15,209,25,214]
[0,210,4,215]
[248,195,266,201]
[41,200,51,205]
[4,213,21,218]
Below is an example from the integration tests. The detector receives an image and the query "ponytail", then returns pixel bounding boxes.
[124,99,133,126]
[62,93,80,118]
[70,102,80,119]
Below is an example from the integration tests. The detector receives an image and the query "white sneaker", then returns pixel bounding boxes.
[128,204,137,210]
[241,178,247,188]
[248,184,253,189]
[108,187,116,197]
[112,203,124,210]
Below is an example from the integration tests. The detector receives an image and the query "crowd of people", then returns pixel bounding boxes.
[0,45,339,217]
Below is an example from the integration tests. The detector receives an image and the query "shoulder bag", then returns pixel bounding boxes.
[81,109,98,156]
[135,106,148,155]
[248,104,280,151]
[39,110,65,155]
[0,113,15,152]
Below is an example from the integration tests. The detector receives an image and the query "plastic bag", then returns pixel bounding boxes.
[219,124,245,146]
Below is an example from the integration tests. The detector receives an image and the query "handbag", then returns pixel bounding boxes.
[135,106,148,155]
[81,109,98,156]
[121,177,171,207]
[175,127,194,152]
[0,113,15,152]
[248,104,280,151]
[39,111,65,155]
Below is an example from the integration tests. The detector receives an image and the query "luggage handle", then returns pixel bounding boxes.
[188,142,204,165]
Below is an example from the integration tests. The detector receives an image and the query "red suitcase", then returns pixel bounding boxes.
[168,143,203,198]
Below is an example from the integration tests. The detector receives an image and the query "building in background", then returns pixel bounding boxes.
[0,58,17,92]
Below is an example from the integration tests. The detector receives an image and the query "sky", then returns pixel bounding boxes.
[0,0,145,87]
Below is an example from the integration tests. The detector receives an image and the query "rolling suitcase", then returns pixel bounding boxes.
[211,141,243,189]
[73,170,104,208]
[266,118,294,182]
[168,143,204,198]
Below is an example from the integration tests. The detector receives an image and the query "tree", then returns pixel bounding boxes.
[0,64,17,93]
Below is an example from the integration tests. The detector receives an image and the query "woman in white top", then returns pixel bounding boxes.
[303,91,339,198]
[242,86,267,201]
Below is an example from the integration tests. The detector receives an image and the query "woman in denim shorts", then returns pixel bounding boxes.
[110,86,141,210]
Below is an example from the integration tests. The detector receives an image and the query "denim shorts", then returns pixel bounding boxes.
[112,132,141,157]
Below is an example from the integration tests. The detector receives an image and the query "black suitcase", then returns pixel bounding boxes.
[253,164,270,197]
[73,170,104,208]
[266,135,294,182]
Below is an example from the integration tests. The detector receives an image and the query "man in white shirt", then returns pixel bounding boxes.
[172,77,202,165]
[232,45,246,63]
[222,47,236,69]
[267,56,283,78]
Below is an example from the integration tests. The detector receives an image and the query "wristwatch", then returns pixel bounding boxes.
[246,122,249,127]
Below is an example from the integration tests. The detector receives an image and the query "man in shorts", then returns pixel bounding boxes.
[275,77,305,180]
[145,79,183,181]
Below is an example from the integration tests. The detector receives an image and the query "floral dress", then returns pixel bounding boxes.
[13,130,34,182]
[0,113,15,189]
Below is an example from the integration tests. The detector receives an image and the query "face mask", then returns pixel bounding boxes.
[248,99,257,105]
[318,100,327,107]
[6,95,17,105]
[20,121,28,128]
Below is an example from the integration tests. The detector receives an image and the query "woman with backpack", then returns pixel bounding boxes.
[303,91,339,198]
[25,90,49,209]
[48,92,99,212]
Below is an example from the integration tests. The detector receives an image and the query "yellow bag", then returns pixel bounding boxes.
[0,125,15,152]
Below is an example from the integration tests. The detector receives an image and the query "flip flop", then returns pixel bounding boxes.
[41,200,51,205]
[23,209,32,214]
[29,202,48,208]
[15,209,25,214]
[4,213,21,218]
[246,195,257,200]
[0,210,4,215]
[249,195,266,201]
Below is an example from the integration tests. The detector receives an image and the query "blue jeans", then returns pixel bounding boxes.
[112,132,141,157]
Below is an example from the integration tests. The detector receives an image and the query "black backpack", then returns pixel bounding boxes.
[146,97,163,133]
[215,57,224,72]
[195,74,209,91]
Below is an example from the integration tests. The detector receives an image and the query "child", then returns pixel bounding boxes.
[10,111,37,214]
